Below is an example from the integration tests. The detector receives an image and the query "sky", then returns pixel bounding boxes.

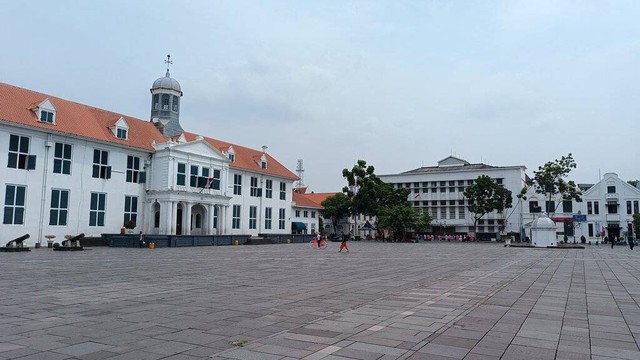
[2,1,639,192]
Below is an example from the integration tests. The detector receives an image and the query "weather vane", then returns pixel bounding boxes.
[164,54,173,76]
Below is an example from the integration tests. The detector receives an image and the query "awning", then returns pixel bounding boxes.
[291,222,307,231]
[551,217,573,223]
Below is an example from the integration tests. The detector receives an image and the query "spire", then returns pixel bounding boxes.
[164,54,173,77]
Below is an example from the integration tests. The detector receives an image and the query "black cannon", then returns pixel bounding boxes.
[53,233,85,251]
[0,234,31,252]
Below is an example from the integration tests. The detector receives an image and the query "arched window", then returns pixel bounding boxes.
[161,94,170,110]
[195,214,202,229]
[153,94,160,110]
[154,211,160,228]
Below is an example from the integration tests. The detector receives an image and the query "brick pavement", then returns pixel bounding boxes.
[1,242,639,359]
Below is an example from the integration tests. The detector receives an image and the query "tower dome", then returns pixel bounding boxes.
[150,55,184,137]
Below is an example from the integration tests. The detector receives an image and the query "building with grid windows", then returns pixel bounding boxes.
[379,156,527,240]
[0,66,301,246]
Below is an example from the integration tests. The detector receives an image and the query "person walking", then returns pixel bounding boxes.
[629,235,635,250]
[339,235,349,252]
[139,231,145,248]
[609,236,614,249]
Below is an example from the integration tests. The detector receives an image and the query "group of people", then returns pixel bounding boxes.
[606,235,635,250]
[314,232,349,252]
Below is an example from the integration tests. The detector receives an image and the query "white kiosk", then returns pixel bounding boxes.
[531,217,557,247]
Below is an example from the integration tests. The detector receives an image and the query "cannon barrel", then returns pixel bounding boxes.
[5,234,29,246]
[68,233,85,241]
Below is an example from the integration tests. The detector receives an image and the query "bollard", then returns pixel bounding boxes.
[234,239,239,246]
[148,242,155,249]
[287,239,291,244]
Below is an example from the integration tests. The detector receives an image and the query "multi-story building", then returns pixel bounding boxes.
[521,172,640,243]
[0,66,299,246]
[379,156,527,239]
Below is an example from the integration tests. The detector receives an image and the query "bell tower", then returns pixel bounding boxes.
[150,55,184,137]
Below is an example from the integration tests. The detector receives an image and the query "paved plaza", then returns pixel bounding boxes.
[1,242,640,360]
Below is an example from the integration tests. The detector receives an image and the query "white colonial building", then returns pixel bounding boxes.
[379,156,528,239]
[521,172,640,243]
[0,65,300,246]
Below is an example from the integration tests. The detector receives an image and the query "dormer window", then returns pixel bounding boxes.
[40,110,54,123]
[112,117,129,140]
[260,154,267,169]
[35,98,56,124]
[227,146,235,162]
[116,128,127,139]
[229,153,235,162]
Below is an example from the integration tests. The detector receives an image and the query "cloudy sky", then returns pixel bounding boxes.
[3,1,639,192]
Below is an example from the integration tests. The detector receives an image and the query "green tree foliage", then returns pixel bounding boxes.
[320,193,351,235]
[530,153,582,215]
[464,175,513,233]
[378,205,432,241]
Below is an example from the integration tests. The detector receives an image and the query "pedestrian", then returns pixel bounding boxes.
[315,232,323,248]
[607,236,613,248]
[139,231,145,248]
[339,236,349,253]
[629,235,635,250]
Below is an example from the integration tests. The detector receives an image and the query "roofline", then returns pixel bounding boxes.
[0,118,156,153]
[379,165,527,177]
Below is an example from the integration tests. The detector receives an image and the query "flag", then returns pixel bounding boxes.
[205,177,214,188]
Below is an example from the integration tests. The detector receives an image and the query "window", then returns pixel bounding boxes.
[431,188,437,193]
[280,182,286,200]
[634,201,639,214]
[311,211,316,218]
[295,210,300,217]
[562,201,572,213]
[49,189,69,226]
[3,185,26,224]
[265,179,273,198]
[303,210,308,218]
[126,156,142,183]
[594,201,599,214]
[458,207,465,219]
[8,135,35,170]
[116,128,127,139]
[449,187,455,192]
[265,207,272,230]
[154,210,160,228]
[449,207,456,219]
[261,160,267,169]
[279,208,286,229]
[171,95,179,112]
[413,188,419,194]
[194,214,202,229]
[249,206,257,229]
[545,201,555,213]
[440,207,447,219]
[496,178,503,185]
[53,142,72,175]
[209,169,221,190]
[588,223,594,237]
[607,186,616,194]
[448,181,455,186]
[627,201,632,215]
[607,203,618,214]
[228,153,235,162]
[89,192,106,226]
[153,94,159,110]
[587,201,593,215]
[233,174,242,195]
[212,206,218,228]
[124,196,138,226]
[232,205,241,229]
[250,177,261,197]
[177,163,186,186]
[40,110,54,123]
[161,94,170,110]
[92,149,110,179]
[529,201,541,213]
[190,165,199,187]
[440,181,446,186]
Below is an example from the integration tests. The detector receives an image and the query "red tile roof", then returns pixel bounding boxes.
[292,191,337,209]
[182,132,298,180]
[0,82,298,180]
[0,82,166,151]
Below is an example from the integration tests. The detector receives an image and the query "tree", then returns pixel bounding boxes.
[378,205,432,242]
[633,213,640,240]
[628,180,640,189]
[530,153,582,216]
[464,175,513,235]
[320,193,351,236]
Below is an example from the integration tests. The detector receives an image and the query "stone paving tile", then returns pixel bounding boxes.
[2,243,640,359]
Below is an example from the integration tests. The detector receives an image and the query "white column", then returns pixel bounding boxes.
[184,202,192,235]
[208,204,215,235]
[170,201,177,235]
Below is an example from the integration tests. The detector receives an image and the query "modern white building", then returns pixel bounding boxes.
[0,65,300,246]
[379,156,528,239]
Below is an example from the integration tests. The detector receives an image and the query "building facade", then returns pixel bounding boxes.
[0,68,300,246]
[379,156,528,239]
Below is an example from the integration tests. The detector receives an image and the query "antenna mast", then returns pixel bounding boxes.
[295,159,305,189]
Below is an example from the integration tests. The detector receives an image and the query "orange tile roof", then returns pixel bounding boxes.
[0,82,299,180]
[0,82,166,151]
[292,191,324,209]
[182,132,298,180]
[304,192,338,206]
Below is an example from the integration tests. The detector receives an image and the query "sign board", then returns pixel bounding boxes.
[572,214,587,222]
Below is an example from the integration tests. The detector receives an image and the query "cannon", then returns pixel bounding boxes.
[53,233,85,251]
[0,234,31,252]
